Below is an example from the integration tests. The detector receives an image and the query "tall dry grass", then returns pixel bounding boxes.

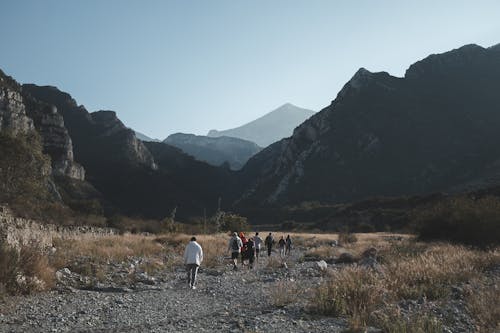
[310,238,500,331]
[464,277,500,332]
[312,266,386,329]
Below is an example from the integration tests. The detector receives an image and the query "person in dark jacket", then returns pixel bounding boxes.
[285,235,292,256]
[265,233,274,257]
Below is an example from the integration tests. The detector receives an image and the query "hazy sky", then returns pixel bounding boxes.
[1,1,499,139]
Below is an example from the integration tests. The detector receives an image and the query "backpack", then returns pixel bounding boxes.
[231,238,239,251]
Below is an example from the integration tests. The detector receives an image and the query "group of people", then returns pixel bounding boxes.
[183,232,293,289]
[228,232,293,270]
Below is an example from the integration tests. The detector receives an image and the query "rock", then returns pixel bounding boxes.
[316,260,328,271]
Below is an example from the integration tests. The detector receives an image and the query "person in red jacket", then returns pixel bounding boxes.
[239,232,248,266]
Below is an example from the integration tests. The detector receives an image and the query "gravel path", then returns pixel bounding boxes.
[0,251,346,333]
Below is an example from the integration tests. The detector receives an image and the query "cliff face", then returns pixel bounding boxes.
[238,44,500,206]
[0,70,84,180]
[22,85,157,171]
[0,71,34,134]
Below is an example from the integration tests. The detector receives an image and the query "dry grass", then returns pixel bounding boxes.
[309,235,500,331]
[270,280,302,307]
[52,234,165,267]
[370,305,443,333]
[464,277,500,332]
[311,266,386,329]
[304,245,339,260]
[385,244,499,299]
[0,242,54,295]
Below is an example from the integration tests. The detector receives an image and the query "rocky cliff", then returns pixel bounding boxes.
[1,70,84,180]
[238,44,500,207]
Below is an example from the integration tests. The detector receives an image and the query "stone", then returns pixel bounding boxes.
[316,260,327,271]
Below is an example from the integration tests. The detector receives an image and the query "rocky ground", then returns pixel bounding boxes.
[0,247,348,333]
[0,238,497,333]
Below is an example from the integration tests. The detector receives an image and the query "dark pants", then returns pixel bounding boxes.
[267,245,272,257]
[186,264,199,287]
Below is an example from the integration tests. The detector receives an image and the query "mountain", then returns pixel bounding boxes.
[21,84,237,219]
[164,133,261,170]
[135,131,160,142]
[207,103,315,147]
[1,69,104,221]
[237,44,500,208]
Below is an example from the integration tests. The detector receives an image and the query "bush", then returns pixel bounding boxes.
[0,241,54,295]
[415,196,500,247]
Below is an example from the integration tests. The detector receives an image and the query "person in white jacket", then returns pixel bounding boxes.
[183,237,203,289]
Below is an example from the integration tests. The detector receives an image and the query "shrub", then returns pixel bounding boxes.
[414,196,500,248]
[0,241,54,295]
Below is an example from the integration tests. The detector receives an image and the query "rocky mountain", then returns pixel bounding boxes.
[21,84,237,219]
[207,103,315,147]
[237,44,500,207]
[1,70,84,180]
[164,133,261,170]
[134,131,160,142]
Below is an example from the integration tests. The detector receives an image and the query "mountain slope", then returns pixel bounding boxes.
[238,44,500,207]
[164,133,261,170]
[21,84,237,219]
[207,103,315,147]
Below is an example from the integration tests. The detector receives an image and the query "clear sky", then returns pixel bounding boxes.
[1,1,499,139]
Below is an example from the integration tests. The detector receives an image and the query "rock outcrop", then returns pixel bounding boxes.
[0,70,34,134]
[1,70,84,180]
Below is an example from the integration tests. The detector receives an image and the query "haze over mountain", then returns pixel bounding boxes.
[207,103,315,147]
[164,133,261,170]
[238,44,500,208]
[134,131,160,142]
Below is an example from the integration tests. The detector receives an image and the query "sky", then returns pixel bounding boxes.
[1,1,500,139]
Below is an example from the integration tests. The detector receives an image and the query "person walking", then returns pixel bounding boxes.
[228,232,243,270]
[278,236,286,258]
[265,232,274,257]
[246,237,256,269]
[253,232,263,263]
[285,235,292,256]
[239,232,248,267]
[183,237,203,289]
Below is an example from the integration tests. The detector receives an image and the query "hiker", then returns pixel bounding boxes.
[265,232,274,257]
[228,232,243,270]
[278,236,286,258]
[253,232,263,263]
[239,232,248,266]
[246,237,256,269]
[183,236,203,289]
[285,235,292,256]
